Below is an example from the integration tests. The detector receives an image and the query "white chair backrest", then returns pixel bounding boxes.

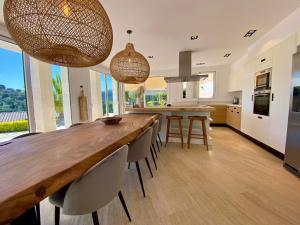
[127,127,153,162]
[62,145,128,215]
[151,120,159,144]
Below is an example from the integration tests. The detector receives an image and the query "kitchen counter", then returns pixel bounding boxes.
[125,105,215,113]
[125,106,215,147]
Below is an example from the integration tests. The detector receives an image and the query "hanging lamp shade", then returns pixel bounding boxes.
[110,31,150,84]
[3,0,113,67]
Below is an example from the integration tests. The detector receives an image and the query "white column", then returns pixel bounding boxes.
[68,67,91,123]
[30,59,56,132]
[89,70,102,120]
[61,67,72,128]
[112,79,119,115]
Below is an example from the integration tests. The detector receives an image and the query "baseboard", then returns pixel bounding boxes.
[283,163,300,178]
[226,126,285,160]
[210,123,228,127]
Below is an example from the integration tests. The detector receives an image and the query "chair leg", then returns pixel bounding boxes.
[135,161,146,197]
[158,133,163,146]
[35,203,40,225]
[165,119,170,147]
[145,157,154,178]
[178,119,184,148]
[152,144,158,158]
[55,206,60,225]
[128,162,130,169]
[202,120,209,151]
[156,140,160,152]
[187,119,193,149]
[92,211,100,225]
[150,147,158,170]
[118,191,132,222]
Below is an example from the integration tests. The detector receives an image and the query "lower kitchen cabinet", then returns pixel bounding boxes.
[209,105,227,124]
[227,106,241,130]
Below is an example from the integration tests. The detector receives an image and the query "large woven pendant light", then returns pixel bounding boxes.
[4,0,113,67]
[110,30,150,84]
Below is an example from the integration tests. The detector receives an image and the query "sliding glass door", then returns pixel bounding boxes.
[0,40,29,142]
[100,73,119,116]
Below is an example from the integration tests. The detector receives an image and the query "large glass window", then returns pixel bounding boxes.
[124,77,167,107]
[144,77,167,107]
[199,72,215,99]
[0,40,29,142]
[101,73,119,116]
[51,65,71,129]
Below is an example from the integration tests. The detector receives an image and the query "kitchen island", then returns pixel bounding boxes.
[125,106,215,146]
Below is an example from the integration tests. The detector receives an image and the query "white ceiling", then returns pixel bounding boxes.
[1,0,300,72]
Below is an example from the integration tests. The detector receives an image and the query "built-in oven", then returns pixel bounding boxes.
[253,90,271,116]
[255,68,272,90]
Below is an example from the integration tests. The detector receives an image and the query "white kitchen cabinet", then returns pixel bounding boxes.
[228,67,243,92]
[296,31,300,46]
[241,59,256,137]
[250,114,270,145]
[255,49,273,72]
[269,34,297,153]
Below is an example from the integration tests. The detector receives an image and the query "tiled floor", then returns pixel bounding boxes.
[40,127,300,225]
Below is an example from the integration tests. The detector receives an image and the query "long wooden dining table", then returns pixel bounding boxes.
[0,114,158,224]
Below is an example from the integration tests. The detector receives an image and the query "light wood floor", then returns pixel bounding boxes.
[40,127,300,225]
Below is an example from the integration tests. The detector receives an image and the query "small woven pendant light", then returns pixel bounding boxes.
[4,0,113,67]
[110,30,150,84]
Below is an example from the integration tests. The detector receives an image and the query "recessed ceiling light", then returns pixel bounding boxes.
[244,30,257,37]
[148,56,154,59]
[224,53,231,58]
[191,35,199,40]
[196,62,205,65]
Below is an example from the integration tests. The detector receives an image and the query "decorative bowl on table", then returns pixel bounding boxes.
[99,116,122,125]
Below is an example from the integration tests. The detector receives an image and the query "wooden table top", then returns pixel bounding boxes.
[0,114,157,224]
[125,105,215,113]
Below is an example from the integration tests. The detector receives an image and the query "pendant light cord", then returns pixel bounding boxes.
[127,30,132,43]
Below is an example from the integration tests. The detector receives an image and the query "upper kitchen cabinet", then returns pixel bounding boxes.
[269,34,297,153]
[255,49,273,72]
[228,66,243,92]
[297,31,300,46]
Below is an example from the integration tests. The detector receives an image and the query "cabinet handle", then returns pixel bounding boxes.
[258,116,263,119]
[272,93,274,101]
[261,58,266,63]
[231,111,233,113]
[237,112,240,114]
[251,95,254,101]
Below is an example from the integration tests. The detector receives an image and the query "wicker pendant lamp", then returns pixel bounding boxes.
[3,0,113,67]
[110,30,150,84]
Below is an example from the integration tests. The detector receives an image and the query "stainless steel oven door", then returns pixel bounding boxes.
[253,93,271,116]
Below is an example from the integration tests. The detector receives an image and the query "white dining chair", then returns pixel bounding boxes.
[48,145,131,225]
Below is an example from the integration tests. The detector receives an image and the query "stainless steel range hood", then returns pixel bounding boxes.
[164,51,206,83]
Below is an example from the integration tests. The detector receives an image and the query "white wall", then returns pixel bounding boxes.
[244,7,300,60]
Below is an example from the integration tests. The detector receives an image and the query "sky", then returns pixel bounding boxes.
[0,48,25,90]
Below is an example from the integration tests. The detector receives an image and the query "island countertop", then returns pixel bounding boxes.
[125,105,215,113]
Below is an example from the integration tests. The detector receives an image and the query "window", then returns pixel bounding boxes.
[100,73,119,116]
[51,65,71,129]
[0,40,29,142]
[144,77,167,107]
[199,72,215,99]
[124,77,167,107]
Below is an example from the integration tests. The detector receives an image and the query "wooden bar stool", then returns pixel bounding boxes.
[187,116,209,150]
[165,116,184,148]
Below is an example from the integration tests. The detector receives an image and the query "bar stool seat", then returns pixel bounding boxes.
[165,115,184,148]
[187,116,209,150]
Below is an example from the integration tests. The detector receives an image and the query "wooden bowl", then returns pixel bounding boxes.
[99,116,122,125]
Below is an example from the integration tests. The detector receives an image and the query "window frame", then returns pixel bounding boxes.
[198,71,216,100]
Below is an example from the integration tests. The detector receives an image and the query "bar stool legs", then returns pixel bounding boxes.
[187,116,209,150]
[165,116,184,148]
